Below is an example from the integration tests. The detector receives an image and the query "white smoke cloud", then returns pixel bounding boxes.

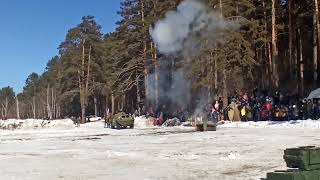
[150,0,236,55]
[146,0,241,118]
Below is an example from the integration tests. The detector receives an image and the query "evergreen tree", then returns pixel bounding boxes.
[59,15,103,123]
[0,87,15,119]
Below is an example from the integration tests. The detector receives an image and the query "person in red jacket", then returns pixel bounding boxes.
[264,98,273,121]
[266,100,272,111]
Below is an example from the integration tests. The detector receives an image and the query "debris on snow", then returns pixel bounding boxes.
[162,118,181,127]
[220,152,241,161]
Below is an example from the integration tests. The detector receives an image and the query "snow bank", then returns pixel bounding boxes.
[46,119,75,129]
[220,119,320,129]
[0,119,75,130]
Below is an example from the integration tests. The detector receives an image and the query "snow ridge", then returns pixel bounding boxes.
[0,119,75,130]
[220,119,320,129]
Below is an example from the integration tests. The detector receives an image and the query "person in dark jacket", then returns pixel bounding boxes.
[218,97,223,112]
[312,100,318,119]
[252,100,262,122]
[301,99,308,120]
[315,100,320,119]
[306,99,313,119]
[288,103,299,120]
[274,91,280,106]
[209,108,219,123]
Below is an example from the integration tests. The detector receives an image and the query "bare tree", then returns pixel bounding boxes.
[272,0,279,88]
[314,0,320,83]
[46,85,52,120]
[16,96,20,119]
[289,0,294,76]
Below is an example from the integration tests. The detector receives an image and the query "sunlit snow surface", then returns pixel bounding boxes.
[0,117,320,180]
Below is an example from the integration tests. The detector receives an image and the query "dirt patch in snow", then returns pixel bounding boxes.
[222,165,262,176]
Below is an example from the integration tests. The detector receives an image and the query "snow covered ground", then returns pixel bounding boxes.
[0,119,75,130]
[0,118,320,180]
[220,119,320,129]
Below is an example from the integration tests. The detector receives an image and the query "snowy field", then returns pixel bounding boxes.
[0,118,320,180]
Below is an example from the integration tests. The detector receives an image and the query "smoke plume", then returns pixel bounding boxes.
[146,67,191,110]
[147,0,240,118]
[150,0,237,55]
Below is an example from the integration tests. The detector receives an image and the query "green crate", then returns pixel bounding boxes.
[284,146,320,171]
[267,169,320,180]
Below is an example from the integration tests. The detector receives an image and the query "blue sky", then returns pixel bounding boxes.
[0,0,121,93]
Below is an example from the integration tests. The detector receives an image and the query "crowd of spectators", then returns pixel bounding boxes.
[209,89,320,122]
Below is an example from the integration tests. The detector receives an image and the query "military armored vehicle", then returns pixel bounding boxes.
[266,146,320,180]
[110,112,134,129]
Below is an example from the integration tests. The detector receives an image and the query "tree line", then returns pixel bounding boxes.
[1,0,319,122]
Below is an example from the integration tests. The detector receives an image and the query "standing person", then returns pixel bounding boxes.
[252,87,258,98]
[279,92,285,105]
[218,97,223,112]
[243,93,249,102]
[209,106,219,123]
[240,105,247,122]
[104,108,112,128]
[274,91,280,106]
[256,101,262,121]
[213,100,221,120]
[292,104,300,120]
[312,100,317,119]
[150,107,155,117]
[265,98,273,121]
[239,93,249,121]
[154,112,164,126]
[297,99,304,119]
[302,99,308,120]
[214,101,219,111]
[71,116,80,127]
[228,100,241,122]
[307,99,313,119]
[233,91,239,100]
[227,101,235,122]
[251,97,260,122]
[75,116,81,127]
[316,100,320,119]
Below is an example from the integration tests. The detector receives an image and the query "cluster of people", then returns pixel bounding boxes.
[142,89,320,124]
[210,89,320,122]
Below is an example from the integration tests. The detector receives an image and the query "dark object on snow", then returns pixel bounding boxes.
[104,113,112,128]
[71,117,80,127]
[162,118,181,127]
[266,146,320,180]
[195,117,217,132]
[110,112,134,129]
[208,111,219,123]
[195,122,216,131]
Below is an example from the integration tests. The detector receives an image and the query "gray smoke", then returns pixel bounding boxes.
[150,0,237,55]
[146,65,191,111]
[147,0,240,118]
